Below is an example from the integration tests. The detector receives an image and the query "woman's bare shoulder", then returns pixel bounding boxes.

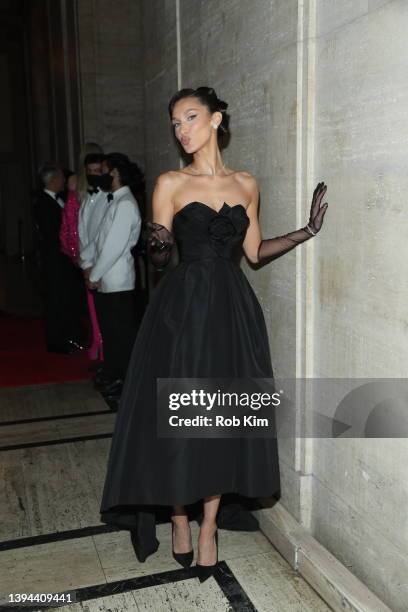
[233,170,259,199]
[233,169,257,183]
[154,170,184,186]
[153,171,185,199]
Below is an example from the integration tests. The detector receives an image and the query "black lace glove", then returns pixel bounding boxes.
[145,221,175,271]
[257,182,328,262]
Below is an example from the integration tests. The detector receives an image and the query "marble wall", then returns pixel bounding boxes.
[311,1,408,609]
[77,1,408,609]
[141,0,180,201]
[77,0,144,167]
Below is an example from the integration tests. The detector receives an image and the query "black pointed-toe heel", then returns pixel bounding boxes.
[172,523,194,568]
[196,530,218,583]
[173,549,194,568]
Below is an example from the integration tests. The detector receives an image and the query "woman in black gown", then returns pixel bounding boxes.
[100,86,328,582]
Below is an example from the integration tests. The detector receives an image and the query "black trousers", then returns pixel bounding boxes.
[94,290,137,380]
[41,250,84,349]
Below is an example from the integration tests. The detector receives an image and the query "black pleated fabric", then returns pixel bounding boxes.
[100,202,281,557]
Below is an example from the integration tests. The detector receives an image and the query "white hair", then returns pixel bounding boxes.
[38,163,61,186]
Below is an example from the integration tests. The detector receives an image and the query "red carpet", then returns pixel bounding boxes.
[0,315,92,387]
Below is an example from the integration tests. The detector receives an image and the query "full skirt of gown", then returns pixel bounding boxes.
[99,202,281,556]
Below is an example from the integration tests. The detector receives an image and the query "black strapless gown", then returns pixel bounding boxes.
[100,202,281,559]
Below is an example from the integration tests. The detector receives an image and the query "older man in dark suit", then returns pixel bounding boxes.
[34,163,84,353]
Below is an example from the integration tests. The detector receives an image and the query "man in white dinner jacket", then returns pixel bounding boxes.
[78,153,108,269]
[83,153,142,396]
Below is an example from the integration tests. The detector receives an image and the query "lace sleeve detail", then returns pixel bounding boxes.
[257,226,314,263]
[145,221,175,271]
[257,181,328,262]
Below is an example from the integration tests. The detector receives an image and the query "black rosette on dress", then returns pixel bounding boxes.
[207,207,238,258]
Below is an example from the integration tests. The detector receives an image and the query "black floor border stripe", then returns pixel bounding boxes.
[0,518,171,552]
[0,409,112,428]
[215,561,257,611]
[0,524,120,551]
[2,561,257,612]
[0,432,112,452]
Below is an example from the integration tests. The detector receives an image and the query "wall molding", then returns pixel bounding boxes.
[255,502,392,612]
[295,0,317,530]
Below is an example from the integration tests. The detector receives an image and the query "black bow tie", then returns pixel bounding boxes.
[55,191,64,201]
[88,188,99,195]
[107,193,114,202]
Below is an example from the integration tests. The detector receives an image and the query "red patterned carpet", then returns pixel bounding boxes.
[0,314,92,387]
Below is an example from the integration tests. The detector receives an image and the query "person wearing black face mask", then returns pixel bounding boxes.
[98,171,115,193]
[78,154,109,267]
[86,174,103,192]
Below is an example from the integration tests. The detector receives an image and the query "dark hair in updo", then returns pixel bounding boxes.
[168,86,230,145]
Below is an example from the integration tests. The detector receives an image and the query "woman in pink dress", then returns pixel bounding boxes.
[60,174,103,361]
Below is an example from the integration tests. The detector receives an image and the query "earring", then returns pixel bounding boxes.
[212,123,218,129]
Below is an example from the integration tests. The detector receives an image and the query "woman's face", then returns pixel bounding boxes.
[171,97,218,153]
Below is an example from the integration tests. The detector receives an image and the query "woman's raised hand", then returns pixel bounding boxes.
[308,182,329,234]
